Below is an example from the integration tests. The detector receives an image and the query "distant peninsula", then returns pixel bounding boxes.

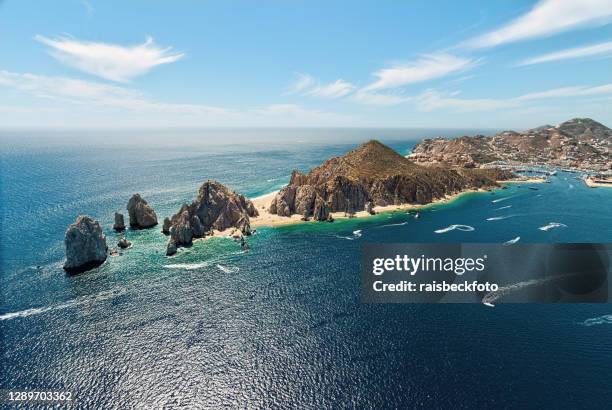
[410,118,611,174]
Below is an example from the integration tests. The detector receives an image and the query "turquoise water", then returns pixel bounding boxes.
[1,130,612,408]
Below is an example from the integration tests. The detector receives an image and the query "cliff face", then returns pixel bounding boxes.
[64,215,108,274]
[268,140,511,219]
[165,180,258,255]
[411,118,611,171]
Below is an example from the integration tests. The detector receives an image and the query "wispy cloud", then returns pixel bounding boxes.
[417,84,612,112]
[0,70,349,126]
[285,73,355,99]
[362,53,476,92]
[35,35,184,82]
[517,40,612,66]
[464,0,612,49]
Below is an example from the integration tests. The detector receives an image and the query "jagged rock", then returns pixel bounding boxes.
[365,201,375,215]
[113,212,125,232]
[117,238,131,249]
[312,196,330,221]
[162,217,172,235]
[64,215,107,274]
[168,180,258,251]
[166,241,177,256]
[127,194,158,229]
[268,140,512,220]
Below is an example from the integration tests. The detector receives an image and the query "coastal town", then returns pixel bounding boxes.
[409,118,611,187]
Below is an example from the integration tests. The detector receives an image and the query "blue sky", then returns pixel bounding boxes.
[1,0,612,128]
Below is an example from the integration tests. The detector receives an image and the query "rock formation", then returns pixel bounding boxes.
[113,212,125,232]
[165,180,259,255]
[365,201,375,215]
[268,140,512,220]
[127,194,158,229]
[117,237,131,249]
[162,217,171,235]
[64,216,108,274]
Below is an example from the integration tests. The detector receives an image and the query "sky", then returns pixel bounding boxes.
[1,0,612,129]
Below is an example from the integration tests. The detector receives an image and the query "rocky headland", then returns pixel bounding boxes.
[127,194,158,229]
[64,216,108,274]
[265,140,512,221]
[164,180,258,255]
[410,118,611,172]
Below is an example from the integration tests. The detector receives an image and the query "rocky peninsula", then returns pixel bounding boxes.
[261,140,512,223]
[164,180,258,255]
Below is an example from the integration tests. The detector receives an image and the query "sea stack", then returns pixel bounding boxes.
[127,194,158,229]
[113,212,126,232]
[64,216,108,274]
[165,180,258,255]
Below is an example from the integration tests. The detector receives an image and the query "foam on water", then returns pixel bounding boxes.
[539,222,567,231]
[434,224,475,234]
[0,289,126,321]
[503,236,521,245]
[580,314,612,326]
[165,262,211,270]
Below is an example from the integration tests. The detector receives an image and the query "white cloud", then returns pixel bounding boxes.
[416,84,612,112]
[305,79,355,98]
[35,35,184,82]
[285,73,355,99]
[362,53,476,92]
[517,40,612,66]
[465,0,612,49]
[353,90,412,106]
[284,73,316,95]
[0,70,349,126]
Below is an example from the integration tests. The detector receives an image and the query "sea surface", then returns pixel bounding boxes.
[1,129,612,408]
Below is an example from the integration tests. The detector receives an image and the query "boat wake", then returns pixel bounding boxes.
[503,236,521,245]
[539,222,567,231]
[434,224,475,234]
[482,274,573,307]
[380,221,409,228]
[0,288,126,321]
[336,230,363,240]
[216,264,239,273]
[580,314,612,326]
[486,214,517,221]
[495,205,512,210]
[166,262,210,270]
[491,195,516,203]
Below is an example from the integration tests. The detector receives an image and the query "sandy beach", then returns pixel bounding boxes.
[584,176,612,188]
[247,176,541,229]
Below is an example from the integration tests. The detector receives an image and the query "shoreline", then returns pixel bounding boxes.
[246,177,542,229]
[584,177,612,188]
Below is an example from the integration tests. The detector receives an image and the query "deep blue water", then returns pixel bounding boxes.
[1,129,612,408]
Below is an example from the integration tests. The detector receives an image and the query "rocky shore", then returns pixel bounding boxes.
[266,140,512,221]
[164,180,258,255]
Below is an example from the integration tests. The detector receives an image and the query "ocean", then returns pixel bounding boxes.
[1,129,612,408]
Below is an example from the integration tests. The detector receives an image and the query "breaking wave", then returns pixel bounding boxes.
[539,222,567,231]
[503,236,521,245]
[0,289,126,321]
[434,224,475,234]
[580,314,612,326]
